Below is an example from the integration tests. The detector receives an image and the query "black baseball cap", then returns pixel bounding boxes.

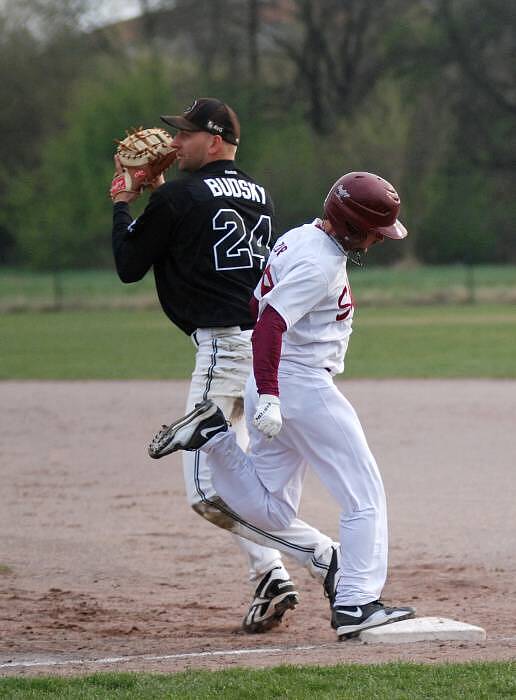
[161,98,240,145]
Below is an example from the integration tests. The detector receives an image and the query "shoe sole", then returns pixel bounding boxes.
[337,609,415,640]
[243,592,299,634]
[148,403,217,458]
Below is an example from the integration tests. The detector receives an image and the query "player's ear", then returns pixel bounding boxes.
[208,134,224,155]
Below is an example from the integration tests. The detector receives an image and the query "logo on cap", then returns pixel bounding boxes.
[336,185,350,200]
[207,119,223,134]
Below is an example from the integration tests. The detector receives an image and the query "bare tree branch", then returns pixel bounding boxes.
[439,0,516,116]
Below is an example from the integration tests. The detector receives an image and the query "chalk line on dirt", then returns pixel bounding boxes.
[0,643,338,669]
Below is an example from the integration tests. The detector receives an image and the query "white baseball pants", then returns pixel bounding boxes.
[182,328,336,582]
[203,362,388,606]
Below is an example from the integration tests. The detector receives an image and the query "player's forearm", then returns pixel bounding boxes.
[111,202,147,282]
[252,305,287,396]
[112,195,174,283]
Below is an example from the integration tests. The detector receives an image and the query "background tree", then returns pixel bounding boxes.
[0,0,514,268]
[3,58,175,269]
[269,0,414,132]
[0,0,122,262]
[407,0,516,263]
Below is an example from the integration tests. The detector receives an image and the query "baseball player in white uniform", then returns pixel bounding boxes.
[149,172,416,638]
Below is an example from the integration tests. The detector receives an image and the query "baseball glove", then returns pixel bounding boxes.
[110,127,177,200]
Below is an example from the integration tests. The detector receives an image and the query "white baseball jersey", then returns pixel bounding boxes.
[254,220,354,375]
[206,220,389,608]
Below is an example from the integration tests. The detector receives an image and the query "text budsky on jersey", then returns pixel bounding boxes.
[204,176,267,204]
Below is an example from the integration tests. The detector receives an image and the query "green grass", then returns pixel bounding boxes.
[0,309,194,380]
[0,268,156,310]
[348,263,516,304]
[347,304,516,378]
[0,662,515,698]
[2,265,516,310]
[1,304,515,379]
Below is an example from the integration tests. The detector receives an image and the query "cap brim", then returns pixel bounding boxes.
[160,115,201,132]
[377,218,408,240]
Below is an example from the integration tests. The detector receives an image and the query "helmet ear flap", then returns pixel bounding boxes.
[334,219,367,249]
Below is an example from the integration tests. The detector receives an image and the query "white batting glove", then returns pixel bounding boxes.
[253,394,282,438]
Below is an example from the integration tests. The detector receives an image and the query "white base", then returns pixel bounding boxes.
[360,617,486,644]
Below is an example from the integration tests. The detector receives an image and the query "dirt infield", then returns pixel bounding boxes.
[1,380,515,676]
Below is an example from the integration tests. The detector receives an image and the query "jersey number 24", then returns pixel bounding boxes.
[213,209,272,271]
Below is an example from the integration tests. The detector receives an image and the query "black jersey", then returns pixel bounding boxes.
[112,160,277,335]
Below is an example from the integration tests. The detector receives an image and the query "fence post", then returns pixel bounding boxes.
[465,262,475,304]
[52,269,63,310]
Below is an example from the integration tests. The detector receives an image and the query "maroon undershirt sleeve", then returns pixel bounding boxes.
[249,294,259,323]
[251,303,287,397]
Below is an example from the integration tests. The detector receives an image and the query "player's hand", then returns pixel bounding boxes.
[148,173,165,191]
[110,155,143,204]
[253,394,282,438]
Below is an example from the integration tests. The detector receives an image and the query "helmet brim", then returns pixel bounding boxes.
[377,218,408,240]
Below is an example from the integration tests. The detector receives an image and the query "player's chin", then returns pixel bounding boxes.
[178,160,196,173]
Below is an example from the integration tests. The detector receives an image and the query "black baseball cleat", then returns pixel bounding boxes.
[243,567,299,634]
[148,400,228,458]
[332,600,416,640]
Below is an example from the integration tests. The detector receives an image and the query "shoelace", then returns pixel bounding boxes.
[152,425,169,444]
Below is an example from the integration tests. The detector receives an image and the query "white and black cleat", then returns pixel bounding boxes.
[148,400,228,458]
[332,600,415,640]
[243,567,299,634]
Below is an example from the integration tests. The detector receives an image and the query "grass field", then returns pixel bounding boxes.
[2,265,516,310]
[0,662,515,698]
[1,303,515,379]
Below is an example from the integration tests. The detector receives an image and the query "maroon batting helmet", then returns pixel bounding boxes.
[323,172,407,249]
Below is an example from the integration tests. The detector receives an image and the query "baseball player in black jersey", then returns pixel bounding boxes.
[111,98,339,633]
